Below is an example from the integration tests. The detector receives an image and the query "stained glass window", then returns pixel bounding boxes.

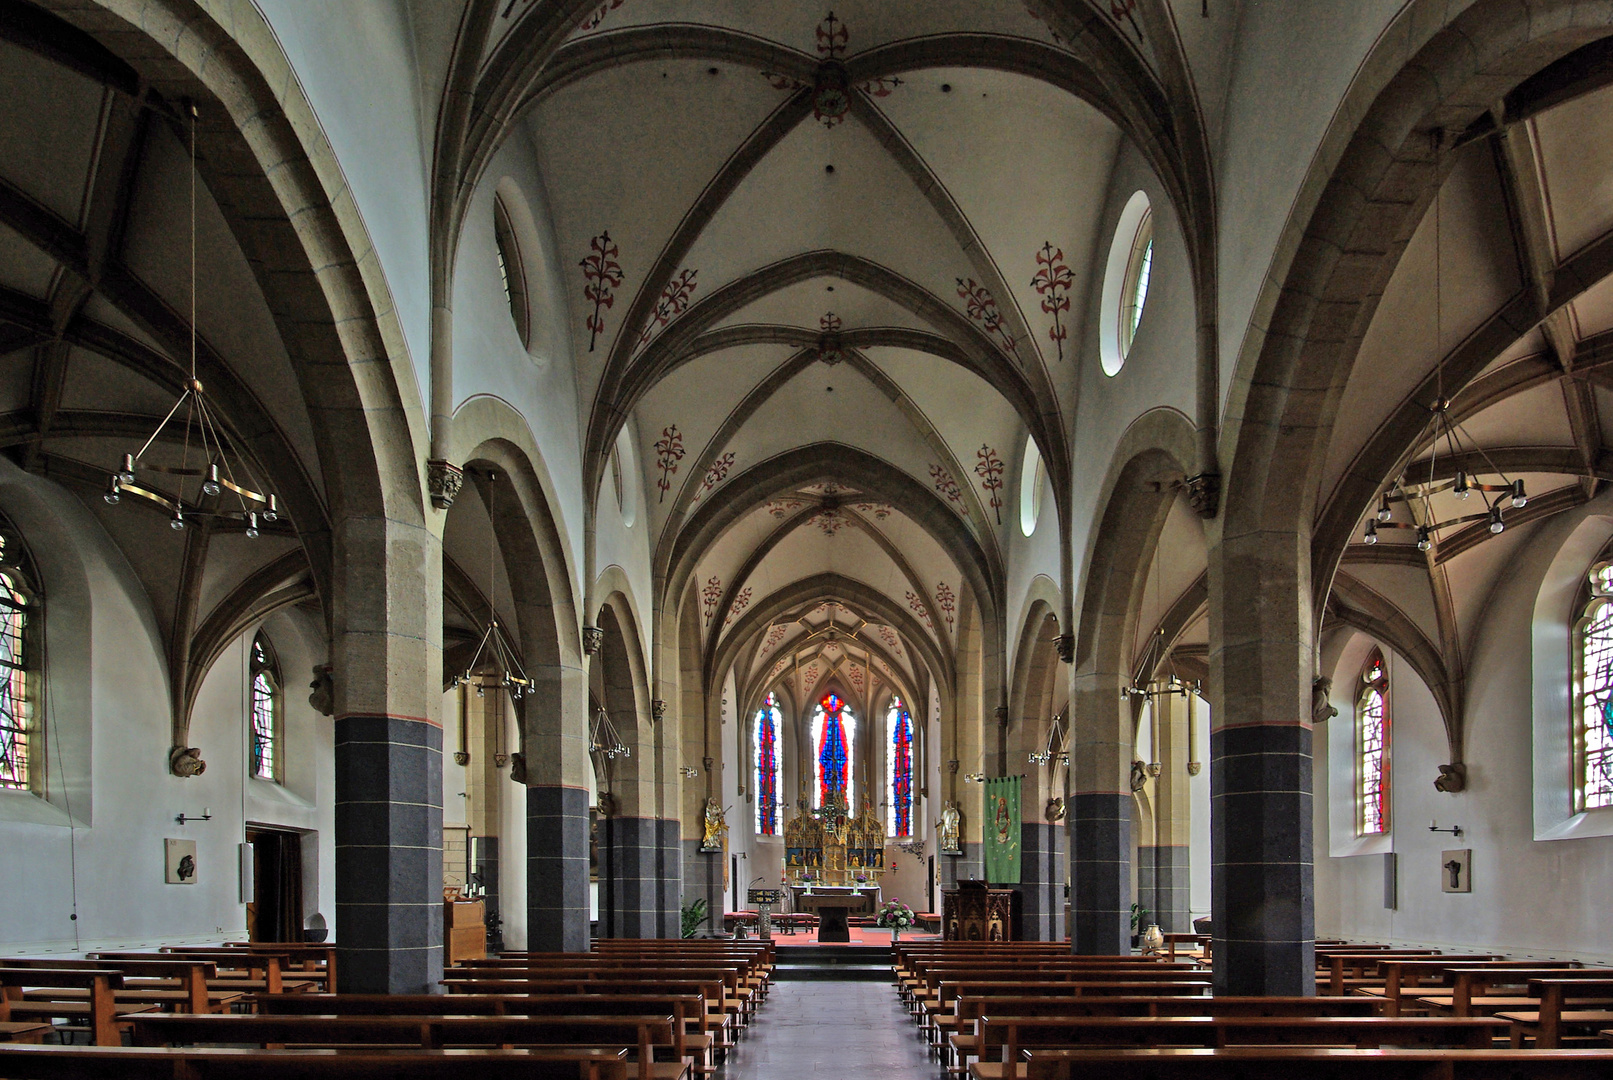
[1577,567,1613,811]
[810,692,855,809]
[250,631,280,783]
[1357,649,1389,835]
[0,560,30,791]
[886,697,913,837]
[754,692,781,835]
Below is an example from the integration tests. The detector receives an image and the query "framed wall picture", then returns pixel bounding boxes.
[165,838,198,884]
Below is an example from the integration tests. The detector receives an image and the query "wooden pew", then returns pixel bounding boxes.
[1320,950,1441,995]
[222,942,338,993]
[256,993,711,1075]
[1355,956,1510,1015]
[4,957,228,1015]
[94,949,311,996]
[131,1012,685,1080]
[968,1014,1507,1077]
[0,966,151,1046]
[438,977,736,1052]
[1398,963,1593,1017]
[940,995,1379,1071]
[447,964,750,1025]
[0,1043,635,1079]
[1497,977,1613,1047]
[1015,1047,1613,1080]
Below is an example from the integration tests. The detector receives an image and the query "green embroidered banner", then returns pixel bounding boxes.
[983,776,1021,883]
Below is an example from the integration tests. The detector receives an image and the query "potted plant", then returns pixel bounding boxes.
[681,897,709,939]
[875,897,916,943]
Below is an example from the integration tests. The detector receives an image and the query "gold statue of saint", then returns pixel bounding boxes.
[700,797,728,852]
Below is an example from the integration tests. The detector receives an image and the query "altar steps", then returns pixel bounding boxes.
[773,944,893,982]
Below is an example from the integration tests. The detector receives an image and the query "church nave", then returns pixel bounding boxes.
[716,979,930,1080]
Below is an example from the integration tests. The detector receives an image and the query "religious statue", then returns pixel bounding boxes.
[937,802,962,855]
[700,797,729,852]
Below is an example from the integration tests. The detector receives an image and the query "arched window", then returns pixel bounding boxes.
[0,532,35,792]
[754,692,781,835]
[1357,649,1389,834]
[1576,563,1613,811]
[250,631,281,783]
[886,697,913,837]
[810,692,856,809]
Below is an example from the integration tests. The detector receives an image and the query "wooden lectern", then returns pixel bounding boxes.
[941,880,1021,941]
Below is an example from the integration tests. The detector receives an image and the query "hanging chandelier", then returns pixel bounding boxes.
[1124,625,1201,701]
[104,102,279,536]
[1028,713,1069,767]
[452,470,530,704]
[590,706,629,760]
[1363,131,1527,552]
[1362,405,1527,550]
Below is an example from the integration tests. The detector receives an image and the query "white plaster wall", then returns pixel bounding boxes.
[1215,0,1416,404]
[0,465,341,953]
[453,130,592,608]
[254,0,434,399]
[1317,514,1613,958]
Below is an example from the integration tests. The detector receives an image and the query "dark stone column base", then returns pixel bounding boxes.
[527,784,590,951]
[1137,844,1190,933]
[604,816,660,937]
[657,819,681,939]
[335,715,443,994]
[1069,791,1130,954]
[1019,821,1060,941]
[1212,724,1314,995]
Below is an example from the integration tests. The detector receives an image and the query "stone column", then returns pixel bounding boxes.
[1067,669,1131,954]
[523,659,591,952]
[333,517,443,994]
[1209,529,1315,994]
[1136,693,1192,933]
[1017,817,1060,940]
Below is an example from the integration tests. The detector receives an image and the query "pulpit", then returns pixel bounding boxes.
[794,886,875,942]
[942,880,1021,941]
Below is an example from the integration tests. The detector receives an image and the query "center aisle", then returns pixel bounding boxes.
[719,980,933,1079]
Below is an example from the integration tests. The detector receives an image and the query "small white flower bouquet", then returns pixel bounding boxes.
[875,898,916,930]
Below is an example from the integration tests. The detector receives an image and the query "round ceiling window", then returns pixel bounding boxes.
[1019,435,1044,537]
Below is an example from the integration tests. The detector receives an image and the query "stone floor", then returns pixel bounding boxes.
[718,979,933,1078]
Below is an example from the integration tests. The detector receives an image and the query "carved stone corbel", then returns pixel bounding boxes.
[651,699,667,724]
[1054,634,1074,664]
[308,664,334,716]
[1186,473,1221,518]
[1312,676,1338,724]
[1434,763,1467,793]
[582,626,604,655]
[427,459,463,510]
[508,752,527,785]
[1129,760,1149,792]
[170,745,207,777]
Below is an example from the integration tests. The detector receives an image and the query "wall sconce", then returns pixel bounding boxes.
[962,772,986,783]
[679,765,700,778]
[1429,820,1463,838]
[175,808,213,825]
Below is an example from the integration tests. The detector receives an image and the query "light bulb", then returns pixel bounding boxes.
[1489,505,1504,534]
[202,463,221,497]
[1416,525,1431,552]
[1454,471,1470,499]
[171,509,186,531]
[1377,495,1392,523]
[262,494,279,522]
[1511,479,1527,508]
[104,478,121,505]
[118,454,135,485]
[1363,521,1378,545]
[244,512,259,539]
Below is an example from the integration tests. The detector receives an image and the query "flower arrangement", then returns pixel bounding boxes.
[875,898,916,931]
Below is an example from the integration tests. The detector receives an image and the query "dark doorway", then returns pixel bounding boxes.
[245,826,304,942]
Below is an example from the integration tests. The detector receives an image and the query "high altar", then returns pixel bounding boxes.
[782,793,887,940]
